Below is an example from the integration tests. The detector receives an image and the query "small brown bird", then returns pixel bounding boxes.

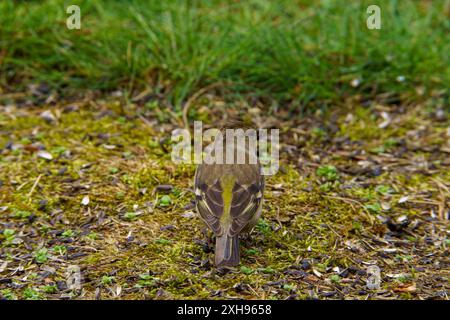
[194,126,264,267]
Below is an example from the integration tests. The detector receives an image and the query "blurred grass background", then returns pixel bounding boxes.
[0,0,449,109]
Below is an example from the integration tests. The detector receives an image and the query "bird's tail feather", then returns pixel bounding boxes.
[215,234,240,267]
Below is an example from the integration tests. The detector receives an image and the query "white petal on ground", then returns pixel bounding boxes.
[37,150,53,160]
[81,195,90,206]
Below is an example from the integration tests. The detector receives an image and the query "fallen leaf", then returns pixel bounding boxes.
[393,283,416,293]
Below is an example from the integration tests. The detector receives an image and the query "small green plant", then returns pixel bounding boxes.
[61,230,76,238]
[109,167,119,174]
[52,245,67,255]
[316,165,339,181]
[384,138,399,149]
[115,191,125,199]
[171,188,182,197]
[3,229,16,243]
[319,181,340,192]
[34,132,45,140]
[122,151,134,159]
[101,275,115,285]
[312,127,326,140]
[155,238,170,245]
[352,221,363,232]
[42,285,57,294]
[86,232,99,240]
[123,212,138,221]
[148,139,160,149]
[364,203,382,214]
[282,284,296,291]
[3,229,15,237]
[28,273,39,281]
[23,288,42,300]
[159,195,172,206]
[397,275,412,284]
[240,266,254,275]
[371,139,399,154]
[136,274,156,287]
[145,101,159,111]
[245,249,258,256]
[51,146,67,155]
[11,210,32,219]
[395,255,413,262]
[316,263,328,273]
[34,248,49,264]
[155,110,171,123]
[20,137,32,145]
[258,267,275,274]
[117,116,127,124]
[370,145,386,154]
[1,289,17,300]
[330,275,341,284]
[121,174,132,184]
[256,219,271,235]
[376,185,394,195]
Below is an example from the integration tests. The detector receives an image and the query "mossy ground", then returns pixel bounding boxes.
[0,91,448,300]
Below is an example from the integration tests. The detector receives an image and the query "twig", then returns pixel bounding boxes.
[27,174,42,198]
[16,181,30,191]
[325,223,342,238]
[182,82,224,132]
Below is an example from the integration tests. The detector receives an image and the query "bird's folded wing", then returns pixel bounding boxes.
[229,182,263,236]
[196,179,223,235]
[196,177,264,237]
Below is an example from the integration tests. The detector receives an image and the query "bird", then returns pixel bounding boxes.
[194,124,264,267]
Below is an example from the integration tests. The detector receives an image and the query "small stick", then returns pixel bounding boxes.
[28,174,42,197]
[182,82,224,132]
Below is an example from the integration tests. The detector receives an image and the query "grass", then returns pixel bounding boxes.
[1,0,449,109]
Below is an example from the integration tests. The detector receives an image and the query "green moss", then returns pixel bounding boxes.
[0,98,447,300]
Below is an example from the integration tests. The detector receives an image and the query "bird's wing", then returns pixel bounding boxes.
[195,179,224,235]
[195,164,264,237]
[228,181,264,236]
